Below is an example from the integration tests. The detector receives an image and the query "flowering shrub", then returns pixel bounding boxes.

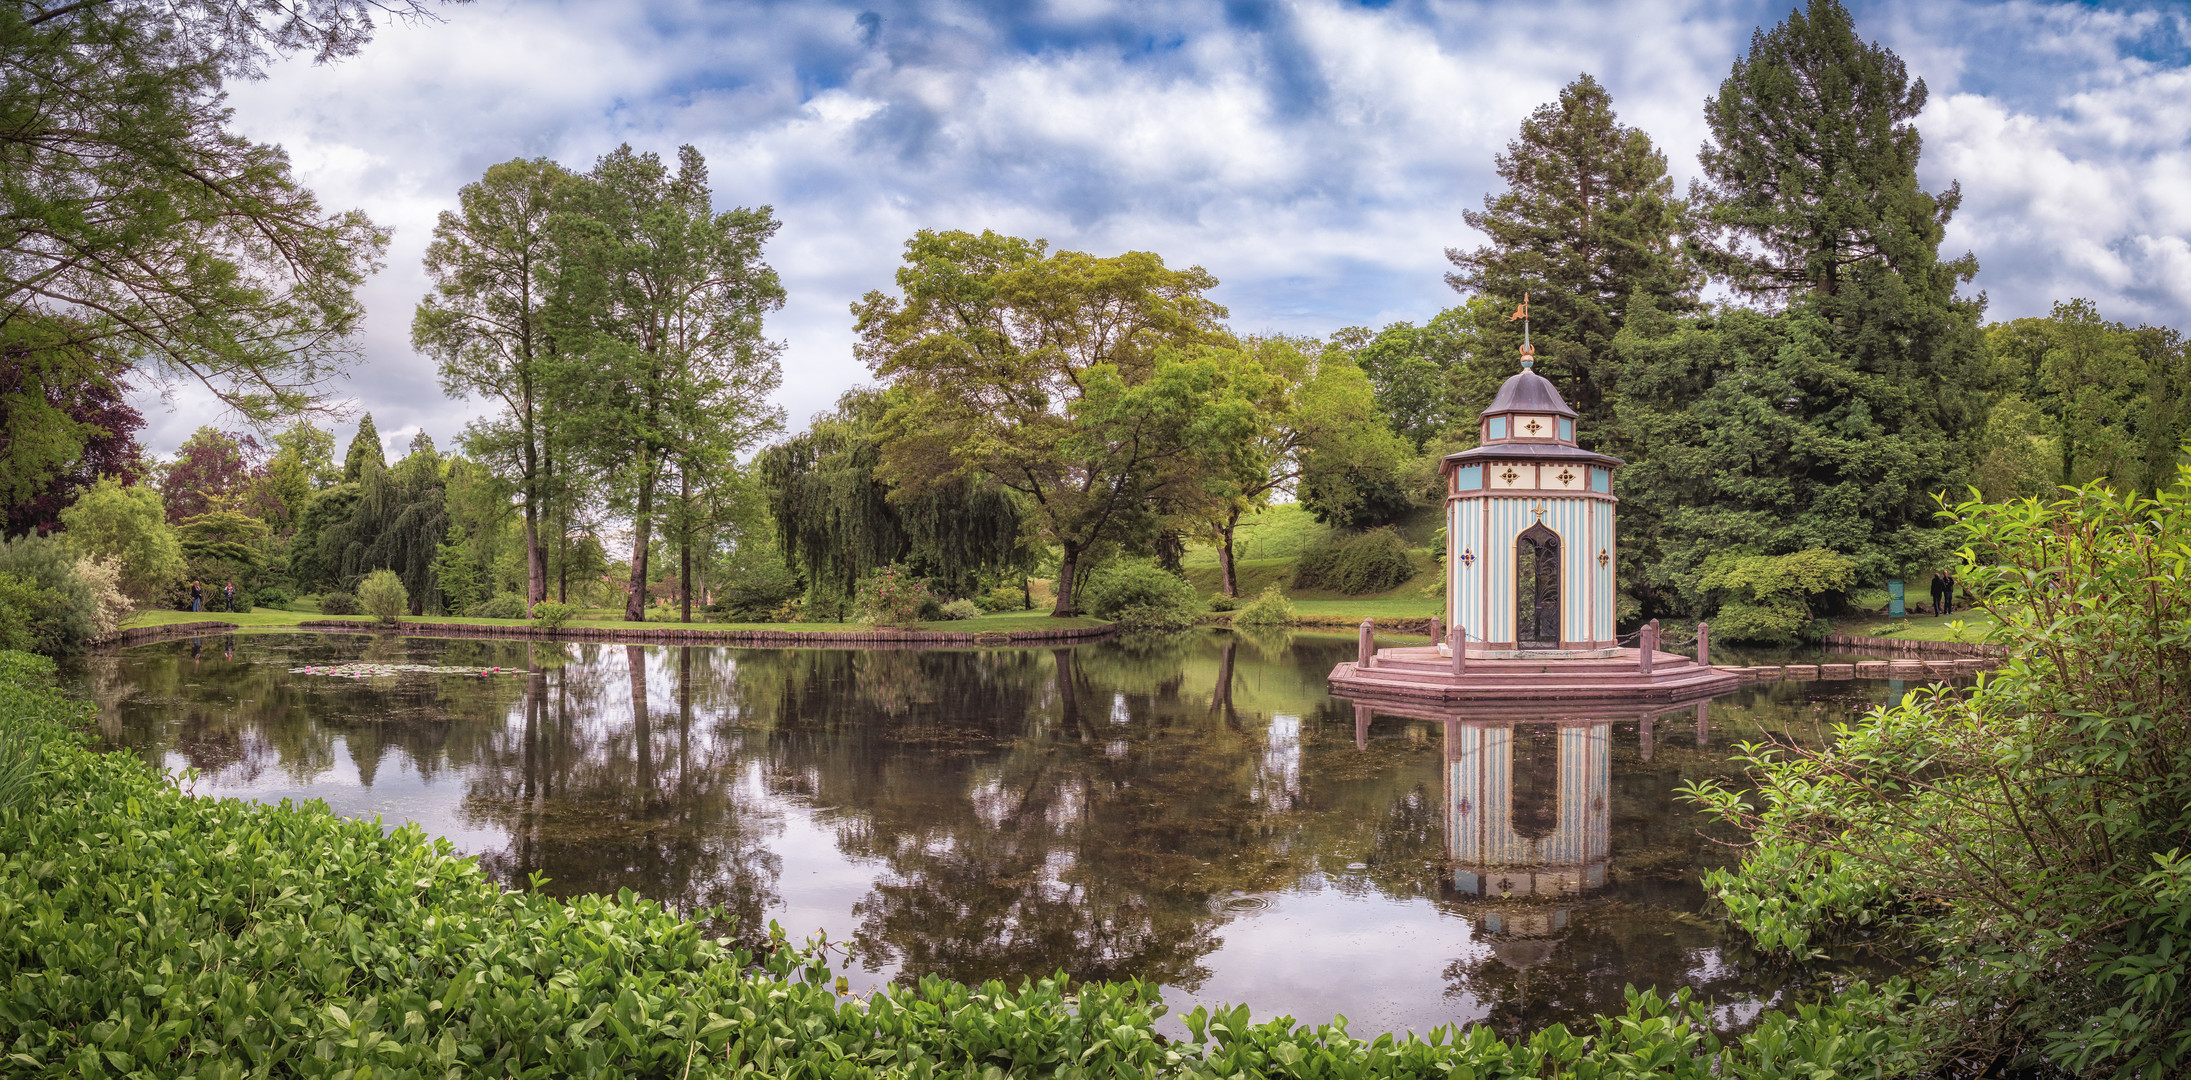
[854,565,932,626]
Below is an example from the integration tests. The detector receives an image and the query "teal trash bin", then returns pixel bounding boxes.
[1887,579,1904,618]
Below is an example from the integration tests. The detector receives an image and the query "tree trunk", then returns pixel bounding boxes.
[523,396,546,614]
[522,502,544,615]
[1052,542,1080,617]
[626,448,656,621]
[1217,507,1241,597]
[679,468,693,624]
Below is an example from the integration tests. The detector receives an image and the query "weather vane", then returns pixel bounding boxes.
[1508,292,1533,367]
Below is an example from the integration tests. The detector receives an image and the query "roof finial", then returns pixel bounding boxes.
[1507,292,1533,368]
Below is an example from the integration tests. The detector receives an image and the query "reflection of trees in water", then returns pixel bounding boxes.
[754,636,1442,990]
[466,645,783,939]
[89,634,535,791]
[85,628,1898,1021]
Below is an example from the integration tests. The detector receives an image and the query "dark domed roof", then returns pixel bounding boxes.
[1483,366,1575,418]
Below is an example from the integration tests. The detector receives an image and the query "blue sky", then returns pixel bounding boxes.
[134,0,2191,458]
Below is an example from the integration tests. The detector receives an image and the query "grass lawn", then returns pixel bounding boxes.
[121,605,1109,636]
[1833,609,2002,643]
[1185,549,1445,623]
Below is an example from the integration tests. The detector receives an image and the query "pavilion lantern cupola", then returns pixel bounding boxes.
[1442,320,1623,653]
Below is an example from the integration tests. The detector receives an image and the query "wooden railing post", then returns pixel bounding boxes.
[1358,618,1375,669]
[1450,627,1466,676]
[1430,616,1444,646]
[1696,621,1710,668]
[1639,618,1659,675]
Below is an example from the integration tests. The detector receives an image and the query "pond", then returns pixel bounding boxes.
[74,629,1905,1039]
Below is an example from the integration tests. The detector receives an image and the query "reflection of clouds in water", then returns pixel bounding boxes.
[1041,848,1078,905]
[1044,778,1083,834]
[1110,693,1130,724]
[1253,713,1302,811]
[969,775,1010,829]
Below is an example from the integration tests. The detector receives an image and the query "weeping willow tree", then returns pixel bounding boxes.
[316,434,451,614]
[760,391,1033,617]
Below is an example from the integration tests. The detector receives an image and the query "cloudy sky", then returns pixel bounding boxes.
[135,0,2191,459]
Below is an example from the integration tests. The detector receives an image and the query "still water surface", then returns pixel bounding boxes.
[77,630,1897,1038]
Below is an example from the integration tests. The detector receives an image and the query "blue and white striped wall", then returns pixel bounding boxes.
[1447,483,1617,648]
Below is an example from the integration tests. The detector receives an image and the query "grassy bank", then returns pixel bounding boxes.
[1830,609,2001,643]
[120,606,1110,637]
[0,649,1913,1077]
[1182,505,1445,622]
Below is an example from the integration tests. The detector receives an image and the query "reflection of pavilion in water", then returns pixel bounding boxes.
[1448,720,1608,899]
[1343,693,1720,977]
[1345,692,1716,900]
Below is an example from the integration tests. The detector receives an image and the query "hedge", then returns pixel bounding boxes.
[0,649,1915,1078]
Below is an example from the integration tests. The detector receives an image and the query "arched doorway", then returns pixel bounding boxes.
[1515,522,1560,648]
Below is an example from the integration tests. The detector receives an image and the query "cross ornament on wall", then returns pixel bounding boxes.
[1532,503,1547,523]
[1525,419,1542,435]
[1499,467,1520,485]
[1459,548,1475,568]
[1598,548,1610,568]
[1556,469,1576,486]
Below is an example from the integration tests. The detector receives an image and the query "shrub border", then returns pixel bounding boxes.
[92,617,1118,650]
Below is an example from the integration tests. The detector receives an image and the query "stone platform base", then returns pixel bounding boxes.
[1443,644,1624,660]
[1328,644,1744,703]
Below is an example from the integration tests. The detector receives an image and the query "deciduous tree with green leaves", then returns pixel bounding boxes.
[1985,300,2185,494]
[853,230,1232,615]
[0,0,409,423]
[415,158,580,615]
[1188,337,1407,597]
[55,478,182,601]
[552,145,784,621]
[759,389,1034,617]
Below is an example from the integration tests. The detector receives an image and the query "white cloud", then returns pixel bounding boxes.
[129,0,2191,459]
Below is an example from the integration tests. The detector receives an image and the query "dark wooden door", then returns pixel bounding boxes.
[1515,523,1561,647]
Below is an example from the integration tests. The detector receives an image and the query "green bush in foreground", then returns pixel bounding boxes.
[1232,585,1297,628]
[315,591,360,616]
[0,648,1915,1078]
[1686,478,2191,1076]
[1080,560,1200,632]
[531,600,578,629]
[1292,528,1416,595]
[358,568,408,624]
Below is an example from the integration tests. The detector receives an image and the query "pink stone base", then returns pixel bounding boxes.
[1329,644,1745,703]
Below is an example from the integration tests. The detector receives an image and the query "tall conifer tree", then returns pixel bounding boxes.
[1446,73,1695,436]
[342,414,385,482]
[1612,0,1989,622]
